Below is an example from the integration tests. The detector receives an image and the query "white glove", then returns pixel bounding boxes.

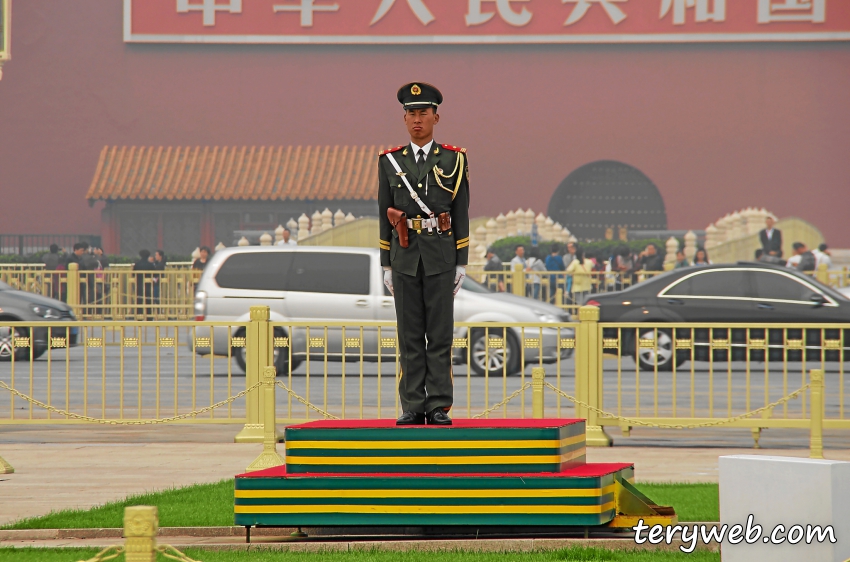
[384,269,394,296]
[453,266,466,296]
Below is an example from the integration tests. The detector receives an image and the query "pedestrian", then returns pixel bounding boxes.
[510,244,526,269]
[637,243,664,272]
[43,244,63,300]
[525,247,546,300]
[693,247,711,266]
[275,229,297,246]
[193,246,211,270]
[378,82,470,427]
[133,249,156,319]
[787,242,816,273]
[674,249,690,269]
[566,246,594,306]
[152,250,167,308]
[545,243,565,303]
[90,247,108,314]
[483,247,505,292]
[759,216,783,258]
[613,245,634,289]
[812,243,832,270]
[563,241,577,269]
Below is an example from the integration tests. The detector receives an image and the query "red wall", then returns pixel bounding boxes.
[1,1,848,244]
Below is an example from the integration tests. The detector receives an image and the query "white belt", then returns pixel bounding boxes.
[407,217,439,231]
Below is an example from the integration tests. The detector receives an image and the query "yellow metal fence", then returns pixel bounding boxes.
[0,306,845,456]
[0,263,200,321]
[2,263,847,321]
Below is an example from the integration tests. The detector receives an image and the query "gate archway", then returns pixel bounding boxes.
[547,160,667,241]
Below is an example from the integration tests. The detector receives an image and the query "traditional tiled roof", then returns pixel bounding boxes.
[85,145,384,201]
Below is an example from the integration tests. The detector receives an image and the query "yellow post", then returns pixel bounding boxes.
[0,454,13,474]
[246,366,286,472]
[810,369,824,460]
[123,506,158,562]
[578,305,612,447]
[66,263,79,315]
[235,305,271,443]
[512,263,525,297]
[555,287,564,307]
[815,263,829,285]
[532,367,545,419]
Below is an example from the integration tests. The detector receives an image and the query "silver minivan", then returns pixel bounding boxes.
[192,246,573,375]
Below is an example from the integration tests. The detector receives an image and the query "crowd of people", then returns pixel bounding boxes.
[482,241,714,304]
[755,216,832,273]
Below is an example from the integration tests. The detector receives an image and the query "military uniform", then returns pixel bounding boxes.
[378,83,470,424]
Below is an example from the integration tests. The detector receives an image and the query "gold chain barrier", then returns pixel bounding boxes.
[76,546,124,562]
[473,382,532,419]
[275,380,339,420]
[0,380,260,426]
[544,381,810,430]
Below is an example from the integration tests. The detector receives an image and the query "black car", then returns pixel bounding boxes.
[587,263,850,371]
[0,280,79,361]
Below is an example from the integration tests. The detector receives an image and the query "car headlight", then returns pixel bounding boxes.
[30,304,62,319]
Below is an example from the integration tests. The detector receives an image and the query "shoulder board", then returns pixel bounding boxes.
[379,145,405,156]
[440,144,467,154]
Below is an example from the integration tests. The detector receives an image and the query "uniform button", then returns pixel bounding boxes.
[418,183,422,188]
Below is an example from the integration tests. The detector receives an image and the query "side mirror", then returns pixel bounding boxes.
[810,294,827,307]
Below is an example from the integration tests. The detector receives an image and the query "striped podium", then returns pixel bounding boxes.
[234,419,674,531]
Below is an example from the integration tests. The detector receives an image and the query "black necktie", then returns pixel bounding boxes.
[416,148,427,176]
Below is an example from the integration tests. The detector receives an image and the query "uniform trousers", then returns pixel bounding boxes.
[393,259,455,414]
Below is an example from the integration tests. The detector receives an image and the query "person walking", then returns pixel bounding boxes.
[693,247,712,266]
[483,247,505,292]
[133,249,156,319]
[378,82,470,427]
[566,247,594,306]
[526,248,546,300]
[152,250,167,309]
[545,244,565,303]
[43,244,64,300]
[674,250,690,269]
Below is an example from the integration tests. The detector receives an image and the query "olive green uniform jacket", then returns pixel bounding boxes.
[378,143,470,275]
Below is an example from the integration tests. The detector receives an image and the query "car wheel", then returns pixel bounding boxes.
[470,328,520,376]
[636,328,685,372]
[232,327,299,376]
[0,325,31,362]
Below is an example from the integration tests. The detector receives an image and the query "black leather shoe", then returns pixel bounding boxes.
[426,408,452,426]
[396,412,426,425]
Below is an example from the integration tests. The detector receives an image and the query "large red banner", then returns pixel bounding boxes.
[125,0,850,43]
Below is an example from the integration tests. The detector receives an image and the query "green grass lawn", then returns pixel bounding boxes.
[0,547,720,562]
[1,481,719,530]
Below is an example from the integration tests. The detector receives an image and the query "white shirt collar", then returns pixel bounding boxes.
[765,228,773,237]
[410,140,434,161]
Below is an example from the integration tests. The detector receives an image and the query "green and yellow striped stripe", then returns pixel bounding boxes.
[237,483,614,499]
[287,449,585,467]
[286,434,584,450]
[236,502,615,515]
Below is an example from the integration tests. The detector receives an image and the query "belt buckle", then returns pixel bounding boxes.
[412,218,422,232]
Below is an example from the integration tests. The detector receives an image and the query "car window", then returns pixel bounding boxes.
[751,271,818,302]
[288,252,370,295]
[215,252,294,291]
[665,270,752,298]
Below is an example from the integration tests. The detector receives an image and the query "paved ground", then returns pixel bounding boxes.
[2,424,849,527]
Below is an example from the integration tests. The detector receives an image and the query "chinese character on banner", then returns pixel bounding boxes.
[466,0,533,27]
[371,0,436,26]
[273,0,340,27]
[562,0,627,26]
[176,0,242,27]
[757,0,825,23]
[660,0,725,25]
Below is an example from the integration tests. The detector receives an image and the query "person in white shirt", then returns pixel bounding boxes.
[812,243,832,269]
[510,245,526,269]
[275,229,297,246]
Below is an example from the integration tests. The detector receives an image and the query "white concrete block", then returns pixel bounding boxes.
[719,455,850,562]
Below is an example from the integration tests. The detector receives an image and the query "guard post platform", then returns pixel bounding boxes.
[234,418,676,539]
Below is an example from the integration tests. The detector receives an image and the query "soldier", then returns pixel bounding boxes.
[378,82,470,426]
